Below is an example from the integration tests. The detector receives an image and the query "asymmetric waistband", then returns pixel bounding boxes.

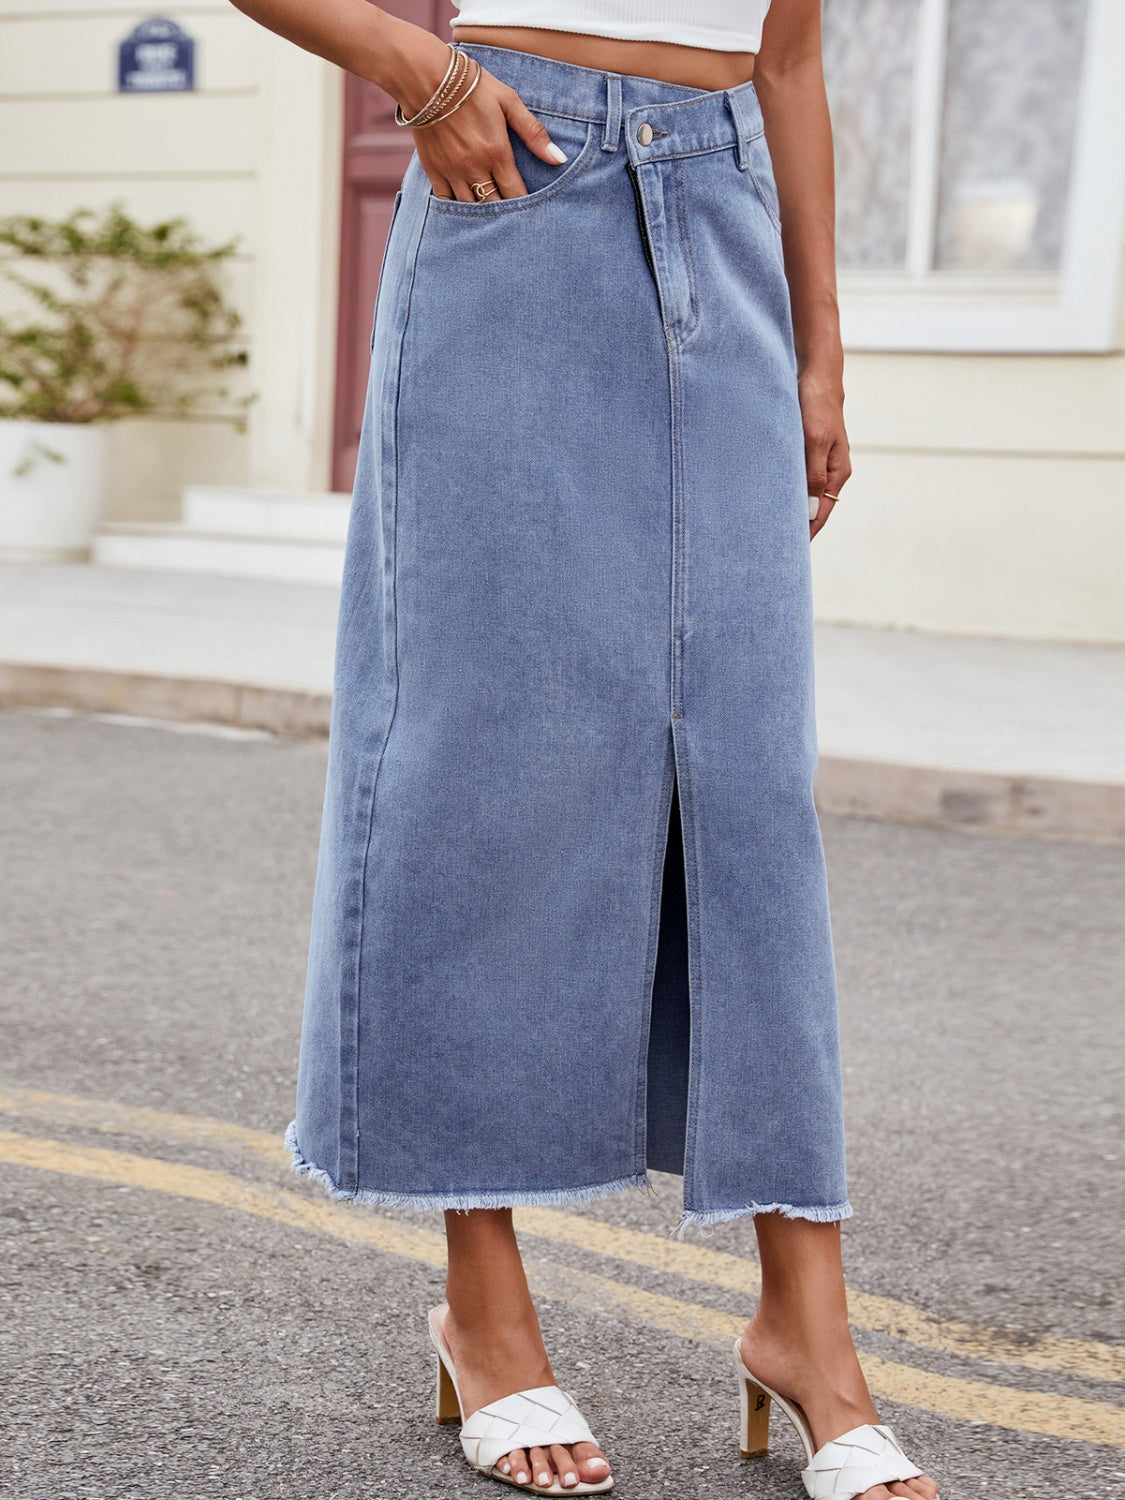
[454,40,765,165]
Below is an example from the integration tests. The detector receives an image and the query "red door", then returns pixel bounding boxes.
[332,1,456,493]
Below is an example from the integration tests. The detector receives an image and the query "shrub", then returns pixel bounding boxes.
[0,202,251,426]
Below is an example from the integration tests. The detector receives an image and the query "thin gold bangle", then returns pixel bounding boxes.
[416,59,482,127]
[412,48,470,126]
[396,48,465,128]
[394,44,464,128]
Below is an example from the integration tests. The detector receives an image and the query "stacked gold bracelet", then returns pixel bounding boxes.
[394,45,482,129]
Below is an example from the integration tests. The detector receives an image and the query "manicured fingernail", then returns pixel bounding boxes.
[546,143,568,164]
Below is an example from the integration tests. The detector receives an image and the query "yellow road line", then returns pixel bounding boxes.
[0,1127,446,1263]
[1,1128,1123,1450]
[526,1262,1125,1448]
[2,1085,1121,1387]
[514,1207,1125,1387]
[0,1085,285,1166]
[515,1205,764,1292]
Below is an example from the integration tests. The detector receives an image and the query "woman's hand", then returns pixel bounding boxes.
[755,0,850,540]
[399,33,567,202]
[799,365,851,540]
[224,4,565,201]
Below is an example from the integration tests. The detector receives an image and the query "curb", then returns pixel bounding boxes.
[2,661,1120,844]
[0,662,330,739]
[814,755,1123,845]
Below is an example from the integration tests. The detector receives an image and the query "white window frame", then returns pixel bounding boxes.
[838,0,1125,353]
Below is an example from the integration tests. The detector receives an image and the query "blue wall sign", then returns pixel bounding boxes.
[118,17,195,94]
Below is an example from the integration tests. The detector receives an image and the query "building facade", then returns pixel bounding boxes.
[3,0,1123,642]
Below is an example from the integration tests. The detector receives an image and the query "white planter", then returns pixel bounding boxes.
[0,419,110,561]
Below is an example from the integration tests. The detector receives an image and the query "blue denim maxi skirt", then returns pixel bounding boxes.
[286,42,852,1236]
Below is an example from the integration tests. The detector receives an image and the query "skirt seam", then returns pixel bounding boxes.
[339,197,427,1190]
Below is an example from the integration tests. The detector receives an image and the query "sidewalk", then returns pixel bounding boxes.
[1,562,1121,840]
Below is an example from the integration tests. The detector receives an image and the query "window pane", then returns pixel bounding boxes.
[823,0,921,270]
[936,0,1090,272]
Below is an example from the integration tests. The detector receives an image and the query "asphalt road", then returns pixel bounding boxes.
[1,707,1122,1500]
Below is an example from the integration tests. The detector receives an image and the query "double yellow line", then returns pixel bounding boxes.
[1,1085,1121,1449]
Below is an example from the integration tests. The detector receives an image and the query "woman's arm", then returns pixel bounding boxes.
[754,0,852,535]
[227,0,438,112]
[225,1,566,200]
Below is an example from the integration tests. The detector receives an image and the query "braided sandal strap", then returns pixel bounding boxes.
[460,1385,597,1475]
[801,1423,924,1499]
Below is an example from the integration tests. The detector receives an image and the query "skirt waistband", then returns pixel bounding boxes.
[452,41,765,167]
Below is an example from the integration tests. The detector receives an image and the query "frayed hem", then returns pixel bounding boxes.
[674,1199,853,1239]
[284,1121,658,1213]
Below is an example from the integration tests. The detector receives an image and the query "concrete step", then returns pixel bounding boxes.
[181,486,350,543]
[92,522,345,586]
[91,486,352,584]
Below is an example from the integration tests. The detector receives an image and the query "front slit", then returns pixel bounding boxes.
[645,765,692,1174]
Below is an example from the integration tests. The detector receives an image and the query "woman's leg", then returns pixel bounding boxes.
[440,1208,613,1489]
[738,1216,938,1498]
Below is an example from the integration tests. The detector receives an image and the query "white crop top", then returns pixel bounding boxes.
[450,3,773,55]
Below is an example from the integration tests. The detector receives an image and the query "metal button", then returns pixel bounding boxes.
[637,122,654,146]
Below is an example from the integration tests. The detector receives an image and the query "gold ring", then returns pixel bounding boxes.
[471,178,498,201]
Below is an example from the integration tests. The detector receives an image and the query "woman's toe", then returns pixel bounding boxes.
[573,1440,612,1484]
[548,1443,579,1486]
[856,1468,937,1499]
[528,1445,554,1487]
[505,1448,531,1485]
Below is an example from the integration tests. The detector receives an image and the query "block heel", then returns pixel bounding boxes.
[732,1337,927,1498]
[737,1367,772,1457]
[436,1348,460,1424]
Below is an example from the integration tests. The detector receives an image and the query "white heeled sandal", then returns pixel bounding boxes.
[733,1339,926,1499]
[428,1307,614,1495]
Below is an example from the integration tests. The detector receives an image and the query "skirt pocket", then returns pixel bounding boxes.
[425,107,600,216]
[744,128,784,240]
[371,188,404,352]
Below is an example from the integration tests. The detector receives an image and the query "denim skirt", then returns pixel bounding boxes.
[286,42,852,1236]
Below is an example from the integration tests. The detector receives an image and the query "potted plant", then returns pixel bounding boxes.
[0,203,249,560]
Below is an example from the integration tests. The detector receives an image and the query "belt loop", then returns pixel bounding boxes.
[725,87,750,170]
[602,73,622,152]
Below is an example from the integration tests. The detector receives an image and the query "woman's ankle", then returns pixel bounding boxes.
[443,1208,545,1341]
[740,1312,879,1444]
[743,1303,855,1359]
[445,1300,542,1349]
[741,1312,869,1395]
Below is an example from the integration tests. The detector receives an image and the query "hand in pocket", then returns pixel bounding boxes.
[406,50,569,202]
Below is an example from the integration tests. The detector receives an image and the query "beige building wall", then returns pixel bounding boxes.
[3,5,1122,643]
[816,256,1125,644]
[0,1,341,519]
